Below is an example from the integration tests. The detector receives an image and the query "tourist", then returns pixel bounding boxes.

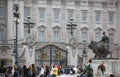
[38,65,45,77]
[97,61,106,77]
[22,65,28,77]
[44,65,50,77]
[31,64,36,77]
[85,59,93,77]
[28,65,32,77]
[5,67,10,77]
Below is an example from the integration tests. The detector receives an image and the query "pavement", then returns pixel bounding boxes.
[57,74,79,77]
[36,74,80,77]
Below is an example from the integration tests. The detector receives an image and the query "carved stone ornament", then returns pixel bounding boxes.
[69,36,78,57]
[23,33,36,48]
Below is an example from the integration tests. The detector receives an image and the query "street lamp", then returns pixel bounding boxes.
[13,5,19,66]
[82,40,87,64]
[66,18,77,36]
[23,16,35,34]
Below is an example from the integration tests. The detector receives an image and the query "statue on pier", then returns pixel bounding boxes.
[88,32,112,58]
[23,34,36,67]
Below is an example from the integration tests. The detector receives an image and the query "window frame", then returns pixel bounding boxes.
[53,8,60,21]
[0,29,4,41]
[24,7,31,19]
[95,11,101,23]
[81,31,87,42]
[108,32,114,44]
[39,8,46,21]
[53,31,59,42]
[39,31,45,42]
[67,9,74,20]
[81,10,88,22]
[95,32,101,42]
[0,7,4,18]
[108,12,114,24]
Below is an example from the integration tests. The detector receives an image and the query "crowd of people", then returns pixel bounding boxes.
[0,59,108,77]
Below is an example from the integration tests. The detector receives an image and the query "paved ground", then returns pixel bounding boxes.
[57,74,79,77]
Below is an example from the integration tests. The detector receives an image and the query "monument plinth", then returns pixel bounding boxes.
[92,59,120,77]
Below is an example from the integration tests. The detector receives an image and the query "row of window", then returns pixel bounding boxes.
[0,26,114,44]
[0,1,115,18]
[38,0,115,8]
[24,8,115,24]
[24,30,114,43]
[0,6,115,24]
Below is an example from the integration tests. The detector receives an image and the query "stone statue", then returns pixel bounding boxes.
[88,32,112,58]
[23,33,36,67]
[100,32,109,43]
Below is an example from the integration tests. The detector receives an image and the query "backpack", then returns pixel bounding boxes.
[85,64,93,74]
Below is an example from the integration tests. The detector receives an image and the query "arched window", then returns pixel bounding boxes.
[52,26,60,42]
[107,28,115,44]
[38,25,46,42]
[94,27,102,42]
[80,26,89,42]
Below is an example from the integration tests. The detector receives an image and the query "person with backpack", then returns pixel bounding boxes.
[85,59,93,77]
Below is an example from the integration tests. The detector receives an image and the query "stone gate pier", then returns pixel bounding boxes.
[92,59,120,77]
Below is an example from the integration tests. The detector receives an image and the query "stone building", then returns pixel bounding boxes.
[0,0,120,67]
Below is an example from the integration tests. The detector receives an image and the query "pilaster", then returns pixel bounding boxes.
[7,0,14,40]
[18,0,24,40]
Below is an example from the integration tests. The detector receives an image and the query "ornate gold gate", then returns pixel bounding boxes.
[35,44,67,66]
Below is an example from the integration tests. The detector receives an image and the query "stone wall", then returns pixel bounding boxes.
[92,59,120,77]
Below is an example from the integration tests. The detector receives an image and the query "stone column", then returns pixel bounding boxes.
[7,0,14,40]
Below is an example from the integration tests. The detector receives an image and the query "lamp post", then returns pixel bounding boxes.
[23,16,35,34]
[82,40,87,64]
[12,38,16,65]
[13,5,19,66]
[66,18,77,36]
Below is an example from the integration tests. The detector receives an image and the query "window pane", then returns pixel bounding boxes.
[39,9,45,20]
[39,0,45,2]
[109,33,113,43]
[24,7,30,19]
[0,7,4,18]
[95,11,101,22]
[82,11,87,22]
[82,32,87,42]
[109,12,114,23]
[54,31,59,42]
[95,2,101,7]
[96,32,101,42]
[53,9,59,20]
[39,31,45,42]
[0,29,3,41]
[108,2,114,7]
[68,9,74,19]
[68,0,73,3]
[53,0,59,2]
[81,1,88,6]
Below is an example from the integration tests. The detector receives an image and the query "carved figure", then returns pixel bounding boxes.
[88,32,112,58]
